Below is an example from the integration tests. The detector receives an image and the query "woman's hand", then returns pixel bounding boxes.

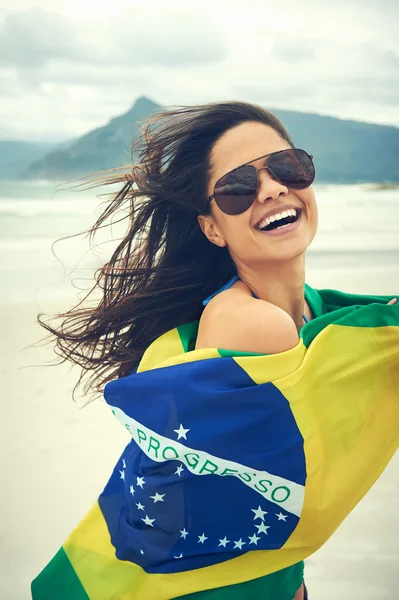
[387,298,398,305]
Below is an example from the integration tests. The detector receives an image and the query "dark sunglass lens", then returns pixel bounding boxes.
[214,165,257,215]
[268,149,315,189]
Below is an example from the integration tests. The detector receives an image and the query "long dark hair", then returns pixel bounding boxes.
[39,101,294,398]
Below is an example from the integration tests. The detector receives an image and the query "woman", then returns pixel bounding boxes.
[194,109,317,600]
[195,116,316,353]
[36,101,397,600]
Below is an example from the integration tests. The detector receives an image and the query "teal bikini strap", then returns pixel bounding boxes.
[202,276,239,306]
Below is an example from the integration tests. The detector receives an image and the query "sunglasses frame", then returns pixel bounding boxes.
[205,148,314,215]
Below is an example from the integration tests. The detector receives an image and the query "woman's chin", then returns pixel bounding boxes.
[260,237,313,262]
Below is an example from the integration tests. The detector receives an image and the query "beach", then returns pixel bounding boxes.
[1,182,398,599]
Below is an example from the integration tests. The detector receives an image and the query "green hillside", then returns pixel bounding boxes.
[22,97,161,181]
[0,141,56,179]
[4,96,398,183]
[272,109,399,183]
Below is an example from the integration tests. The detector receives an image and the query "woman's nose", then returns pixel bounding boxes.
[256,168,288,203]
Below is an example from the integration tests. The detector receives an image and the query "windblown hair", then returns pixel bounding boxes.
[39,101,294,398]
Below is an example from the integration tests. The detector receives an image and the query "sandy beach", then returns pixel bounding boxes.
[1,264,398,600]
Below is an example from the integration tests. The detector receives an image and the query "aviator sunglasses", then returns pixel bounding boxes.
[206,148,315,216]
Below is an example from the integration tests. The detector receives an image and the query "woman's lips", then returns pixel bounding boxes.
[257,210,302,236]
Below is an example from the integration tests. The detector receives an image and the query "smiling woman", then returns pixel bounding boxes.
[195,120,318,348]
[33,101,399,600]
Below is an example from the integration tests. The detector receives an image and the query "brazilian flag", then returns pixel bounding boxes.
[32,285,399,599]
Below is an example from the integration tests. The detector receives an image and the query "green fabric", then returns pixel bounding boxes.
[304,282,326,318]
[317,288,393,311]
[177,321,199,353]
[31,547,90,600]
[301,288,396,347]
[217,348,265,357]
[175,561,304,600]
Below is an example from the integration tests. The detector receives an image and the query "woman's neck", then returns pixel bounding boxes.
[236,256,306,331]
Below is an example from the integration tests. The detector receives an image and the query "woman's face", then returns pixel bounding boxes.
[198,121,318,267]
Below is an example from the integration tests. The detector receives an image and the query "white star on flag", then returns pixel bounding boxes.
[141,515,155,527]
[174,553,183,559]
[180,528,189,539]
[233,538,246,549]
[129,485,135,496]
[136,502,145,511]
[256,522,271,535]
[150,492,165,503]
[248,533,261,545]
[276,512,288,521]
[140,550,144,555]
[122,459,126,468]
[251,505,268,521]
[137,476,145,488]
[218,537,230,547]
[173,424,190,440]
[119,470,125,481]
[198,533,208,544]
[175,465,184,476]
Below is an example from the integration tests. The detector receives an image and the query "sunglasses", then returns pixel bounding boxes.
[206,148,315,216]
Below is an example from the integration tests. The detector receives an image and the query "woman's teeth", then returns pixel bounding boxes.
[257,208,299,231]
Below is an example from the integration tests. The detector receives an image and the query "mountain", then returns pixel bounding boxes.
[270,109,399,184]
[22,96,161,181]
[19,96,399,183]
[0,141,57,179]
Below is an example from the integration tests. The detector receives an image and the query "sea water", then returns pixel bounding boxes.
[0,180,398,306]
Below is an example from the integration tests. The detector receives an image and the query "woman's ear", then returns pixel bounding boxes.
[197,215,227,248]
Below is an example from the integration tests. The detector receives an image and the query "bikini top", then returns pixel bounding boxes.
[203,275,309,323]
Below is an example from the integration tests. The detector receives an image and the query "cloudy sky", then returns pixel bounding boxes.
[0,0,398,141]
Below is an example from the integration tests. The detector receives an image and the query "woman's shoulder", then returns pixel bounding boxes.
[195,281,299,354]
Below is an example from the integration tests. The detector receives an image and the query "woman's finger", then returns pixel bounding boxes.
[387,298,398,305]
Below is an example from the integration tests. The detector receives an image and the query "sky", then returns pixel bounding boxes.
[0,0,398,141]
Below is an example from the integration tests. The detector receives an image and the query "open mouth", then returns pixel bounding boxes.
[256,208,301,232]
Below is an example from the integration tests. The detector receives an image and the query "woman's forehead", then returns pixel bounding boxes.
[209,121,291,185]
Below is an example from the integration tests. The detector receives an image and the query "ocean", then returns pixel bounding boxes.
[1,180,398,308]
